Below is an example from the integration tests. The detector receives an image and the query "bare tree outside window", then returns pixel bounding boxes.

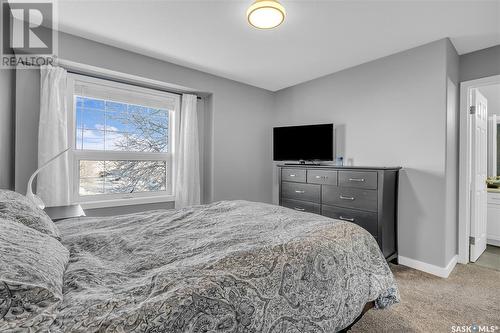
[76,97,170,196]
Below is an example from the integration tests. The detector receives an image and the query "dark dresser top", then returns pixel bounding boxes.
[277,164,402,170]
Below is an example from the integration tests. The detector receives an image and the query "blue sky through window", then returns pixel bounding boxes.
[75,96,169,152]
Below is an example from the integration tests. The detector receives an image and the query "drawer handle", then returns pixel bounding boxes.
[339,195,355,201]
[295,190,305,194]
[339,216,355,222]
[289,174,296,177]
[293,207,305,211]
[349,178,365,182]
[315,175,328,179]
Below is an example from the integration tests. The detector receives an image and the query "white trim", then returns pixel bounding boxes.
[459,74,500,264]
[488,115,497,177]
[79,195,174,209]
[487,237,500,247]
[398,255,458,278]
[66,72,180,205]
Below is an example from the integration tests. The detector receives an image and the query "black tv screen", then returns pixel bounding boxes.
[273,124,334,161]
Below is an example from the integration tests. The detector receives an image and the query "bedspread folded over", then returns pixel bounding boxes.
[50,200,399,332]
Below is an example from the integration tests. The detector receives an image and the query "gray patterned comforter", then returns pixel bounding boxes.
[51,200,399,332]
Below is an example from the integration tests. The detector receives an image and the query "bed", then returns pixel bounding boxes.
[0,192,399,332]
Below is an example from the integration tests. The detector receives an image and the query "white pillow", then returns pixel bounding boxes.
[0,218,69,331]
[0,189,61,239]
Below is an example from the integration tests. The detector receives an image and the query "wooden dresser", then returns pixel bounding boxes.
[278,165,400,261]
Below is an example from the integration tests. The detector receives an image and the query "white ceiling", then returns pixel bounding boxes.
[55,0,500,91]
[479,84,500,116]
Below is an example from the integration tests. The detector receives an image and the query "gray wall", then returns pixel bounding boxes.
[14,32,274,215]
[0,69,15,190]
[5,32,498,268]
[460,45,500,82]
[59,33,275,204]
[273,39,456,268]
[444,40,460,265]
[15,68,39,194]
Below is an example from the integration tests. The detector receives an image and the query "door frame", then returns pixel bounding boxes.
[458,74,500,264]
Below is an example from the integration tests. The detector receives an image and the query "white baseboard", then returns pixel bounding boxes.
[487,238,500,247]
[398,255,458,278]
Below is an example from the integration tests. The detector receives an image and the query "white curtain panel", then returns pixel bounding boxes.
[175,94,201,209]
[37,65,71,207]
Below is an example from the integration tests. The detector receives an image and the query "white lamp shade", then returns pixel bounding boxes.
[26,147,70,209]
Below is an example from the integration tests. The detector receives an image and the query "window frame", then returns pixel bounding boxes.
[66,74,180,207]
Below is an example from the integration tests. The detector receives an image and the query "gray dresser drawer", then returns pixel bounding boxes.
[307,170,337,185]
[338,171,377,189]
[322,186,377,212]
[282,168,306,183]
[278,165,400,260]
[282,182,321,203]
[322,205,378,237]
[282,199,321,214]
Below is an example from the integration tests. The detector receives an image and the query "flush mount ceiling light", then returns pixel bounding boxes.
[247,0,286,29]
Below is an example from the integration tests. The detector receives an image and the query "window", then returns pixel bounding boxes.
[68,74,180,205]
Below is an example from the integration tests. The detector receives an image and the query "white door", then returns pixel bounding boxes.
[470,88,488,262]
[487,115,497,177]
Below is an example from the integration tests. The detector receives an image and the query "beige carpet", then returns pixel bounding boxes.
[351,263,500,332]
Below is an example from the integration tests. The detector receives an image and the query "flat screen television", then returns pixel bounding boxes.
[273,123,334,161]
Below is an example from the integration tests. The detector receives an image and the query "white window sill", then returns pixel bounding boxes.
[78,195,175,209]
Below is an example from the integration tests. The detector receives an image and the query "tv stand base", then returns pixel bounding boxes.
[284,160,323,166]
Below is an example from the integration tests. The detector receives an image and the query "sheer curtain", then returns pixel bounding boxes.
[37,65,71,207]
[175,94,200,208]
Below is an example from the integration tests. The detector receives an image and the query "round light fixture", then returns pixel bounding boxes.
[247,0,286,30]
